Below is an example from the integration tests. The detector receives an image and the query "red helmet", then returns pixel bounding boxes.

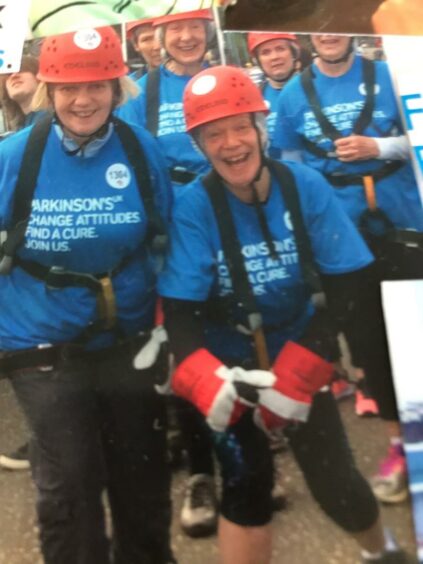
[153,9,213,27]
[37,26,128,84]
[126,18,155,41]
[184,65,268,133]
[247,32,299,55]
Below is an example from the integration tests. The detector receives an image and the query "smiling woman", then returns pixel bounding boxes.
[0,24,176,564]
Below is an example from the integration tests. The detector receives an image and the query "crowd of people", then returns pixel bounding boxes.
[0,9,422,564]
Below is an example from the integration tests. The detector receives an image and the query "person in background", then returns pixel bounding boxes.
[0,26,175,564]
[118,9,213,187]
[126,18,162,80]
[119,8,219,538]
[247,32,301,159]
[0,54,49,472]
[0,55,47,132]
[275,33,423,504]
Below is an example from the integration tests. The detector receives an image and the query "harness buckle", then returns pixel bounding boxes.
[96,276,117,330]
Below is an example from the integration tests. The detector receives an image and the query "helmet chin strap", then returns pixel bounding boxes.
[250,116,279,261]
[269,66,297,88]
[318,39,354,65]
[54,113,112,157]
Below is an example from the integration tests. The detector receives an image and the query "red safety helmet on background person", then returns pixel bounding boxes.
[126,17,155,41]
[183,65,268,133]
[247,32,299,56]
[37,26,128,84]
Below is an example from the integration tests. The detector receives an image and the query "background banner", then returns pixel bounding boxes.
[0,0,31,73]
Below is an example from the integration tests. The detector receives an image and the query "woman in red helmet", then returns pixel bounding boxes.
[0,27,175,564]
[159,65,405,563]
[246,33,302,159]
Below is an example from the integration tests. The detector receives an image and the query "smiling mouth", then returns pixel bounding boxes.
[72,111,96,119]
[224,154,249,166]
[177,44,200,53]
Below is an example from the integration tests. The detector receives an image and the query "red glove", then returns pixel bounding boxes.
[172,348,276,432]
[257,341,334,430]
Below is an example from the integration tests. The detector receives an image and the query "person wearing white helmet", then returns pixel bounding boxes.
[0,27,175,564]
[274,33,423,507]
[159,64,407,564]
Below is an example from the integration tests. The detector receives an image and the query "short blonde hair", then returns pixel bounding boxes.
[31,76,139,113]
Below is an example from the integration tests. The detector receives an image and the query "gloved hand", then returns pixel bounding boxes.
[256,341,334,431]
[133,326,172,394]
[133,326,168,370]
[172,348,276,432]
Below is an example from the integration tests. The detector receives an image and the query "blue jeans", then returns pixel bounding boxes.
[11,347,174,564]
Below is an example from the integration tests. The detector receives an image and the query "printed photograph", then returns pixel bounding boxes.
[0,4,422,564]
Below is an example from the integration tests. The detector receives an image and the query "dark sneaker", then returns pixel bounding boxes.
[180,474,218,538]
[0,443,30,470]
[362,528,409,563]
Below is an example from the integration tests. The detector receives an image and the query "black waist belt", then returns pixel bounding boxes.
[0,332,151,376]
[0,344,83,374]
[390,230,423,248]
[325,161,404,187]
[169,168,197,185]
[15,256,113,292]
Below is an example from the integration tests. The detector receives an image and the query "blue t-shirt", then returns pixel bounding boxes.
[0,123,172,350]
[159,161,373,362]
[262,82,282,159]
[275,56,423,230]
[117,64,209,179]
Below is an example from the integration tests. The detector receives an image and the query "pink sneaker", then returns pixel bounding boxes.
[355,390,379,417]
[371,445,409,504]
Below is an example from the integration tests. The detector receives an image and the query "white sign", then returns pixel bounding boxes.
[384,35,423,206]
[0,0,31,74]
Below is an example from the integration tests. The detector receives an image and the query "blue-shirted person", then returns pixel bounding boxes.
[274,33,423,505]
[159,64,407,564]
[126,18,162,81]
[118,9,213,188]
[119,8,219,537]
[247,32,301,159]
[0,27,176,564]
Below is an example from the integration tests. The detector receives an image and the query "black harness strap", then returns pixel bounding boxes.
[203,170,259,327]
[300,57,376,157]
[1,115,166,282]
[267,159,320,293]
[145,67,161,137]
[113,117,166,249]
[202,160,320,329]
[1,115,52,262]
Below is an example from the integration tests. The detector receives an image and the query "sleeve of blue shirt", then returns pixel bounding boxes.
[115,75,147,128]
[132,124,173,223]
[287,161,374,274]
[158,182,215,301]
[273,77,305,151]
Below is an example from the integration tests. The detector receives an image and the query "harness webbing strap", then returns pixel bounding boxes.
[202,159,320,324]
[363,175,377,210]
[113,117,166,245]
[267,159,320,293]
[300,57,376,155]
[3,115,52,257]
[145,67,161,137]
[203,170,259,321]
